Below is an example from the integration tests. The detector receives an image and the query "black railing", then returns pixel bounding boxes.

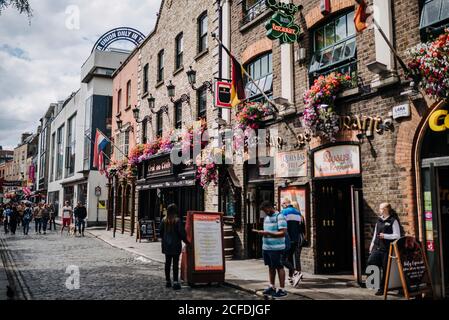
[241,0,268,27]
[310,59,359,89]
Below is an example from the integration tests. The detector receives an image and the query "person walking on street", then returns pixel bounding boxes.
[61,201,73,235]
[41,204,50,235]
[9,204,18,235]
[160,204,188,290]
[3,205,11,234]
[74,202,87,237]
[253,201,289,299]
[34,203,44,234]
[280,198,304,288]
[367,203,401,296]
[17,203,24,227]
[22,204,33,235]
[48,203,57,231]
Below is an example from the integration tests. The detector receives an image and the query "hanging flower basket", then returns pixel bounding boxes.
[235,102,271,131]
[301,73,352,142]
[129,144,145,166]
[195,146,225,188]
[407,28,449,101]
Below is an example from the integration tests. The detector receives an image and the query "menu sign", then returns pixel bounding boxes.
[384,237,433,299]
[275,150,307,178]
[193,214,224,272]
[314,145,361,178]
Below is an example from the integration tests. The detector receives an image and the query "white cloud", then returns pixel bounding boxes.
[0,0,161,149]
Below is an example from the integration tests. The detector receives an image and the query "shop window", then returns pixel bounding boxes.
[420,0,449,38]
[156,110,163,137]
[143,64,149,94]
[157,50,164,83]
[174,101,183,129]
[198,12,208,53]
[244,52,273,101]
[197,87,207,120]
[175,33,184,70]
[65,114,76,177]
[242,0,268,26]
[56,124,64,181]
[309,11,357,81]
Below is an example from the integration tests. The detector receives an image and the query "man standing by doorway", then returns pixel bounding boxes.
[253,201,288,298]
[61,201,73,235]
[74,202,87,237]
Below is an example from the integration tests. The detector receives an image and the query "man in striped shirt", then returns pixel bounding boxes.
[253,201,288,298]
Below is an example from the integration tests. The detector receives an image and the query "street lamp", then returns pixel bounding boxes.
[167,81,176,102]
[186,66,213,94]
[116,118,123,130]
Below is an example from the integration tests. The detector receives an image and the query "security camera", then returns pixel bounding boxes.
[383,118,394,131]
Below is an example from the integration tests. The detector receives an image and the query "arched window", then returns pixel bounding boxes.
[244,52,273,102]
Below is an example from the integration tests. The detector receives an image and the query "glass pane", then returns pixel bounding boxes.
[261,55,269,77]
[343,38,356,59]
[268,53,272,73]
[246,0,259,10]
[315,28,325,51]
[421,0,442,27]
[320,48,333,68]
[335,15,347,42]
[441,0,449,20]
[347,11,356,36]
[309,52,321,72]
[324,22,335,47]
[264,74,273,92]
[258,77,266,93]
[201,15,208,36]
[333,43,345,63]
[253,59,261,80]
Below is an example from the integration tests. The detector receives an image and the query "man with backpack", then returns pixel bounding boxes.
[23,204,33,235]
[253,201,288,299]
[281,198,304,288]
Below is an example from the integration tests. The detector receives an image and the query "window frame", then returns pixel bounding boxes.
[126,80,132,109]
[157,50,165,83]
[197,87,208,120]
[175,33,184,70]
[198,12,208,53]
[156,110,163,137]
[143,64,149,94]
[244,52,273,101]
[174,101,183,129]
[117,89,122,114]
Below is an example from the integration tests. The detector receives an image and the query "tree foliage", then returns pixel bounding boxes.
[0,0,32,18]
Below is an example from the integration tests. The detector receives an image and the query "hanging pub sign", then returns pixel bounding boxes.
[215,81,232,108]
[265,0,301,44]
[275,150,308,178]
[314,145,361,178]
[147,154,174,178]
[384,237,433,300]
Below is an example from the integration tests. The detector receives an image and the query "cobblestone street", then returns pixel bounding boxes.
[0,224,257,300]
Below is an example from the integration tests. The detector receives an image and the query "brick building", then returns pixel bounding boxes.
[220,0,448,298]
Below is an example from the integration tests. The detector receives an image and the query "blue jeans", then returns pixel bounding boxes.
[77,219,86,234]
[23,219,31,235]
[35,218,42,233]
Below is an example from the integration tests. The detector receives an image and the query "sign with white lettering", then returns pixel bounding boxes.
[92,27,145,53]
[275,150,307,178]
[314,145,360,178]
[392,104,411,120]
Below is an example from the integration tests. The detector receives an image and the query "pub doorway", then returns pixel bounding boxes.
[314,177,364,275]
[419,112,449,298]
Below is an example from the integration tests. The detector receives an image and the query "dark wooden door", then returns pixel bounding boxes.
[315,178,362,274]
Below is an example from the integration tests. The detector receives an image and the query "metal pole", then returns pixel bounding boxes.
[96,196,100,225]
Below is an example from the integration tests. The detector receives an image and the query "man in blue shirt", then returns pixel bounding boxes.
[253,201,288,298]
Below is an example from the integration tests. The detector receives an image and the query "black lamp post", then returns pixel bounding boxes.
[186,66,213,93]
[167,81,176,102]
[116,118,123,130]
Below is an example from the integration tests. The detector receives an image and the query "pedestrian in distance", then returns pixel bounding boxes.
[22,204,33,235]
[41,204,50,235]
[160,204,188,291]
[34,203,43,234]
[61,201,73,236]
[9,204,18,235]
[367,203,401,296]
[291,201,306,275]
[74,202,87,237]
[253,201,289,299]
[17,203,24,227]
[3,205,11,234]
[280,198,304,288]
[0,205,4,232]
[48,203,57,231]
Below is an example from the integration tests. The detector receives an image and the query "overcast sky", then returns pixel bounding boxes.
[0,0,161,150]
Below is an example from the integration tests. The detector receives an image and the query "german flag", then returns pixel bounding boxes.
[231,56,246,108]
[354,0,369,33]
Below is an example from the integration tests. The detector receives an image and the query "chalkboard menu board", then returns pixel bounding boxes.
[137,220,157,243]
[384,237,433,299]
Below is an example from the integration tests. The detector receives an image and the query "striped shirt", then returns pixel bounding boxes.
[263,212,287,251]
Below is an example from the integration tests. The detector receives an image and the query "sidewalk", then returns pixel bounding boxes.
[87,228,402,300]
[0,237,10,300]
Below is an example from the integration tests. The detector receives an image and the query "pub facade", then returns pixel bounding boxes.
[223,0,449,298]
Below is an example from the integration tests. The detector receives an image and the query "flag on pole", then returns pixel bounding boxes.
[98,151,105,175]
[93,129,109,169]
[230,56,246,108]
[354,0,369,33]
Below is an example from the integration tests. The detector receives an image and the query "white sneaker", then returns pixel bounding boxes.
[293,272,303,287]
